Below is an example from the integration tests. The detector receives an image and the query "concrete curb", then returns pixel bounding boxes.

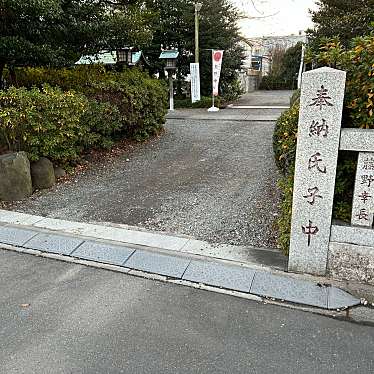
[167,116,279,122]
[0,210,361,311]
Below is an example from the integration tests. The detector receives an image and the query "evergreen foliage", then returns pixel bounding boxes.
[0,0,153,83]
[307,0,374,48]
[144,0,244,99]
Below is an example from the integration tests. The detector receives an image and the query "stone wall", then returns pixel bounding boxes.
[328,242,374,285]
[238,71,260,93]
[327,224,374,284]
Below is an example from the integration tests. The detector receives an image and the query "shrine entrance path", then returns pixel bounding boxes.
[9,91,293,250]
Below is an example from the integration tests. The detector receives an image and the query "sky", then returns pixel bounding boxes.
[233,0,318,37]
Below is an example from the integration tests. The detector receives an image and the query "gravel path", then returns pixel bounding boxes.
[10,116,281,248]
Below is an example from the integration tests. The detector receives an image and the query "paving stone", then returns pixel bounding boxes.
[183,260,255,292]
[250,271,328,308]
[0,226,37,247]
[124,251,190,278]
[24,233,84,255]
[33,218,189,252]
[0,209,44,225]
[328,287,360,310]
[71,241,135,265]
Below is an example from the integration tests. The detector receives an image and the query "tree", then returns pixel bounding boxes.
[144,0,244,98]
[279,42,302,84]
[0,0,153,84]
[307,0,374,48]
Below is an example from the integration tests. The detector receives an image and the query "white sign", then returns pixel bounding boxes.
[212,50,223,96]
[190,63,201,103]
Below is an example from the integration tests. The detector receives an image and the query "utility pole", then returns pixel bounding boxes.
[195,3,202,63]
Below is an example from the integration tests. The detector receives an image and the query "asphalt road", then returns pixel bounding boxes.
[1,250,373,374]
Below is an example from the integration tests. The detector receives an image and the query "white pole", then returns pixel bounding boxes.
[169,74,174,111]
[297,44,305,89]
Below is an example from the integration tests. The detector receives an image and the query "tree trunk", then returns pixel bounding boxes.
[8,65,18,87]
[0,61,5,89]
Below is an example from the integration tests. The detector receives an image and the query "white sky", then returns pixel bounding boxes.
[233,0,318,37]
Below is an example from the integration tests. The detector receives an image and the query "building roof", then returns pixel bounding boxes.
[159,50,179,59]
[131,51,150,66]
[76,51,116,65]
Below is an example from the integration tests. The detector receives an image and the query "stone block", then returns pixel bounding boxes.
[183,260,255,292]
[330,224,374,247]
[0,226,37,246]
[0,152,32,201]
[54,166,66,179]
[71,241,135,265]
[250,271,328,308]
[30,157,55,189]
[339,128,374,152]
[24,233,83,255]
[124,250,190,278]
[328,241,374,284]
[327,287,360,310]
[0,210,44,225]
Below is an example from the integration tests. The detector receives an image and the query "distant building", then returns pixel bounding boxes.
[241,33,307,75]
[76,50,149,68]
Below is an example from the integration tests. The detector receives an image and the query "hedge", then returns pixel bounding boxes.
[274,34,374,255]
[0,66,168,164]
[0,85,90,163]
[175,96,223,109]
[259,74,295,90]
[14,66,168,142]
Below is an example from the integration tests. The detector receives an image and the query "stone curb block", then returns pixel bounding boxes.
[0,224,360,311]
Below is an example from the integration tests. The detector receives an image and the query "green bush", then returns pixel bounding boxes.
[272,103,299,255]
[220,79,244,102]
[277,172,294,255]
[14,66,168,141]
[0,85,89,163]
[80,100,122,149]
[175,96,222,109]
[289,89,301,106]
[273,103,299,175]
[259,74,295,90]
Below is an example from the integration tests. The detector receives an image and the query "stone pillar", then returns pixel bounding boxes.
[288,67,346,275]
[351,152,374,227]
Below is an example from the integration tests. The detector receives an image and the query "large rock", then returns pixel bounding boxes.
[0,152,32,201]
[31,157,55,189]
[54,166,66,179]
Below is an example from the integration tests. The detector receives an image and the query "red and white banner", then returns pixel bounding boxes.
[212,50,224,96]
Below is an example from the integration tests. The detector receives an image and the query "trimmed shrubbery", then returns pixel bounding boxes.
[259,75,295,90]
[0,85,89,163]
[274,34,374,255]
[0,66,168,165]
[175,96,223,109]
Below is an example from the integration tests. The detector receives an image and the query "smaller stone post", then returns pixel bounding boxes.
[351,152,374,227]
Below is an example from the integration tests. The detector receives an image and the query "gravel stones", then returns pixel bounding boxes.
[10,117,281,249]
